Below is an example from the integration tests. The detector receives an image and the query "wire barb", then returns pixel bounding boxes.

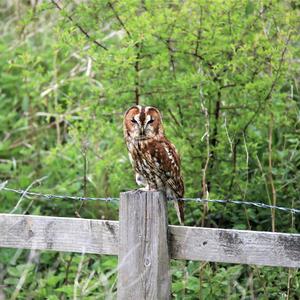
[1,186,300,214]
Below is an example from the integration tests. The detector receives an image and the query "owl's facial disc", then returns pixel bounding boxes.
[124,105,163,140]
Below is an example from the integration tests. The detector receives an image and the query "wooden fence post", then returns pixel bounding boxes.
[117,191,171,300]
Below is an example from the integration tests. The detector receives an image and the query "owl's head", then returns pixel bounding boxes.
[124,105,164,141]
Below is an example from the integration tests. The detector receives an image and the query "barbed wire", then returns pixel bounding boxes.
[2,187,119,202]
[182,198,300,214]
[1,184,300,214]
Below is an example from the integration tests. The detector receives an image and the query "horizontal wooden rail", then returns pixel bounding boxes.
[168,226,300,267]
[0,213,299,268]
[0,214,119,255]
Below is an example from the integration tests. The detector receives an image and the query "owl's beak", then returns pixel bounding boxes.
[136,128,149,141]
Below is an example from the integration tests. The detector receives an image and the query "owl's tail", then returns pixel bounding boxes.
[174,199,184,225]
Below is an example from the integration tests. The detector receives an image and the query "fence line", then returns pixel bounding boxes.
[1,211,300,268]
[1,184,300,214]
[1,190,300,299]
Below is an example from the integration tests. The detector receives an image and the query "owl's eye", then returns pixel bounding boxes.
[148,119,154,124]
[131,118,137,124]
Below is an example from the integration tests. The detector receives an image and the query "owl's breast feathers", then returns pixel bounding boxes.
[127,136,184,198]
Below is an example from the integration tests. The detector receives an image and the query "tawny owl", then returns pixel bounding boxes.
[123,105,184,224]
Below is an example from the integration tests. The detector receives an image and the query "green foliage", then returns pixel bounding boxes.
[0,0,299,298]
[1,250,118,299]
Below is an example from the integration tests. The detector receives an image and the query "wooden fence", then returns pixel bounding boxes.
[0,191,299,299]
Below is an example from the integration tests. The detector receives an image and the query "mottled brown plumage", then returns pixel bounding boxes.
[123,105,184,224]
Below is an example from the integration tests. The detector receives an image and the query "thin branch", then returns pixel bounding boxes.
[107,1,142,104]
[166,38,176,78]
[194,8,203,57]
[200,94,210,227]
[134,45,141,105]
[107,1,132,38]
[51,0,108,50]
[168,108,182,128]
[10,176,48,214]
[64,253,75,284]
[241,32,292,135]
[242,133,251,230]
[268,113,277,232]
[228,139,240,192]
[255,154,272,209]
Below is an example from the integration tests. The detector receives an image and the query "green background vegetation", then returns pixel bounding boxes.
[0,0,299,298]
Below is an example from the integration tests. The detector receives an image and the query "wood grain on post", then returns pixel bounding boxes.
[117,191,170,300]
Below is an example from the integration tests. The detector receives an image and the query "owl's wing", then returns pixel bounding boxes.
[144,138,184,198]
[143,138,184,224]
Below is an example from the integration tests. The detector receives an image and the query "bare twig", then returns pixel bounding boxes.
[64,253,74,285]
[10,176,48,214]
[243,133,251,230]
[168,108,182,128]
[107,2,131,38]
[51,0,108,50]
[200,92,210,227]
[107,1,142,104]
[268,113,277,232]
[134,45,141,105]
[255,154,272,208]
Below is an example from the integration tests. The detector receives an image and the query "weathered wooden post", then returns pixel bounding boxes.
[117,191,171,300]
